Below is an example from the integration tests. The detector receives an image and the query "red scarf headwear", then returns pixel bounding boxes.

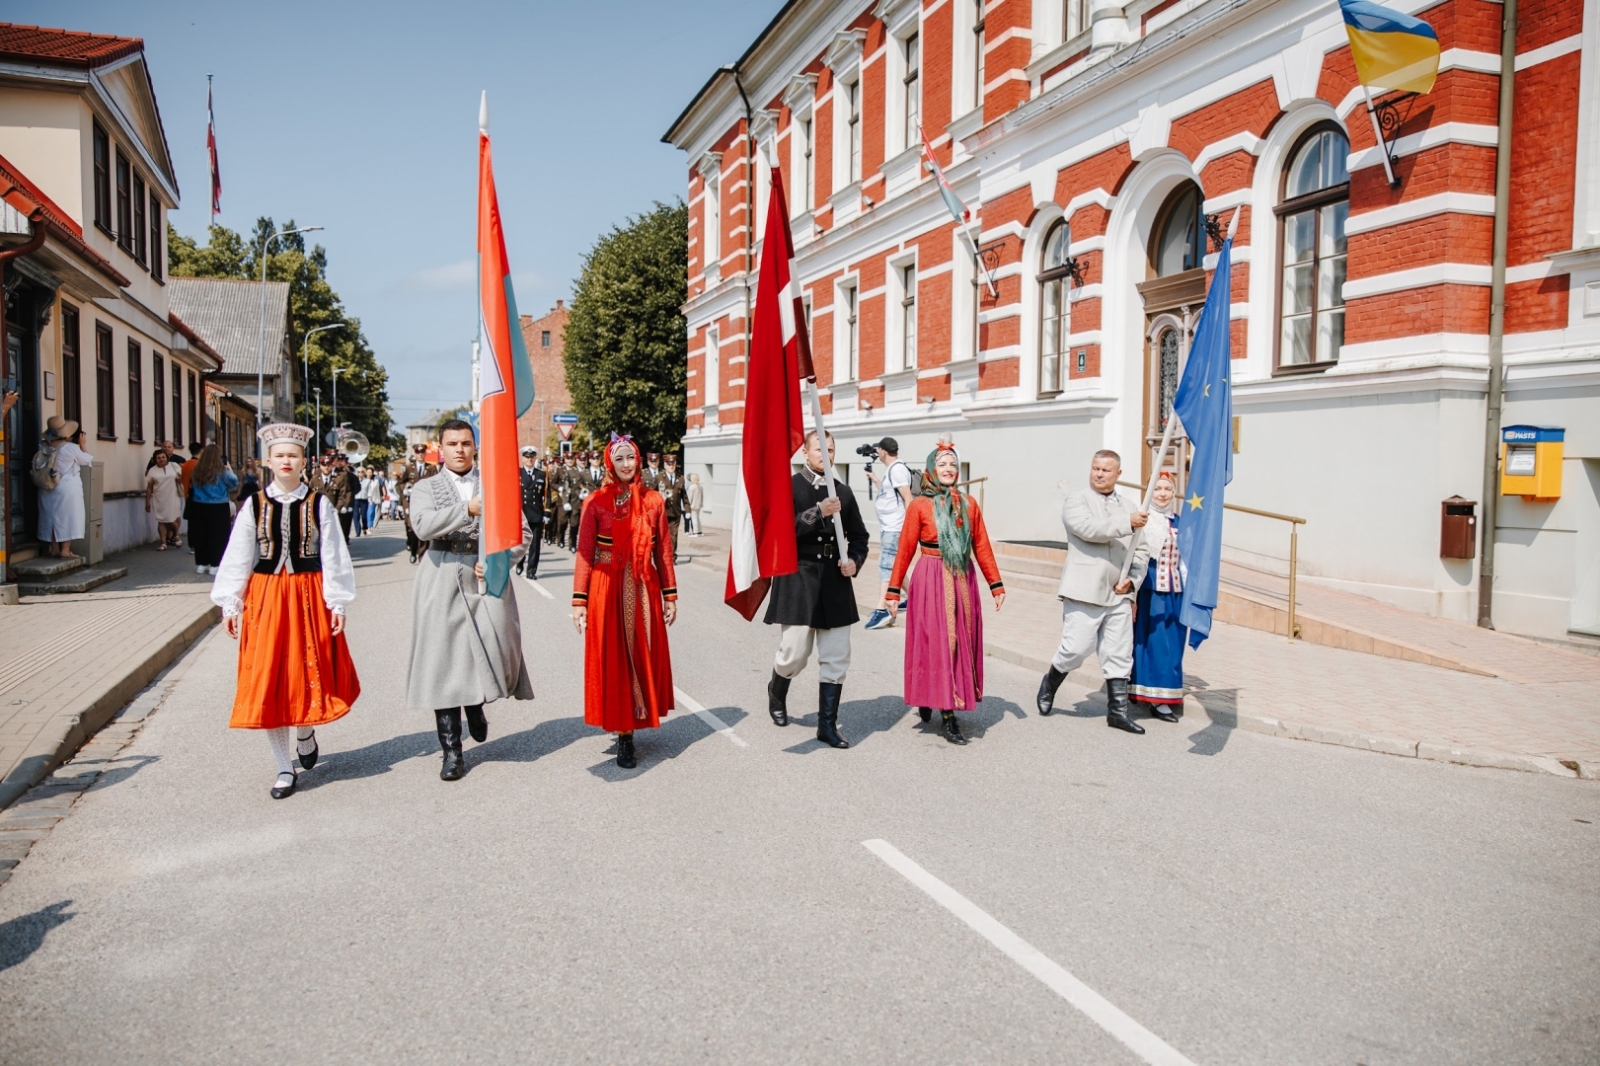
[601,434,654,573]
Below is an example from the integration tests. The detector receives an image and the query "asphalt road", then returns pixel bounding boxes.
[1,526,1596,1065]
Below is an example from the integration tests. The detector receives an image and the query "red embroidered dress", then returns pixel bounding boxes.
[572,482,678,732]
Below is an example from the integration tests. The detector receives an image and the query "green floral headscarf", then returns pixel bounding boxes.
[922,443,972,573]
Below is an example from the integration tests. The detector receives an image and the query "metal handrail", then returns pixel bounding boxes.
[955,476,987,509]
[1116,479,1304,641]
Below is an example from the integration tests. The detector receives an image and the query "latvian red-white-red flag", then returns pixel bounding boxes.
[725,169,809,620]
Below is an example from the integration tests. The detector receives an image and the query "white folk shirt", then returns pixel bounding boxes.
[445,466,476,503]
[210,481,357,618]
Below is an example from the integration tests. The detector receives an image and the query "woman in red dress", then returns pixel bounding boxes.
[571,435,678,768]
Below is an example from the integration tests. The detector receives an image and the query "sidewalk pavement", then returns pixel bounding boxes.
[0,544,218,809]
[675,527,1600,780]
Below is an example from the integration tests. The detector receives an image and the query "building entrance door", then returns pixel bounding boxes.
[4,321,40,559]
[1133,181,1207,490]
[1141,311,1192,491]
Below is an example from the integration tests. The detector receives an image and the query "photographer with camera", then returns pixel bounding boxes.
[861,437,915,630]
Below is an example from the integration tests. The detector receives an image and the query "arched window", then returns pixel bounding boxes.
[1152,184,1204,277]
[1038,221,1072,396]
[1276,126,1349,369]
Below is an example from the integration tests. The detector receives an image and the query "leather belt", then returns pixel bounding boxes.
[431,539,480,557]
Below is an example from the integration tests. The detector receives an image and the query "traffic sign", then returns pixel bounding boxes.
[558,423,575,441]
[552,413,579,425]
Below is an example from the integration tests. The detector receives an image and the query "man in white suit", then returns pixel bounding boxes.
[1037,449,1153,734]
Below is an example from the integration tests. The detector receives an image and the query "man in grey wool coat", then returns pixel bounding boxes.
[1035,449,1152,734]
[406,419,534,780]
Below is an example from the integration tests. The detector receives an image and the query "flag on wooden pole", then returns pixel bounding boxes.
[725,168,808,620]
[206,75,221,220]
[477,91,535,597]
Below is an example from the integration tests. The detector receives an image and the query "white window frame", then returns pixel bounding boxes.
[704,325,720,411]
[698,152,722,281]
[886,252,919,374]
[752,110,778,238]
[835,278,860,384]
[784,74,817,219]
[826,30,868,194]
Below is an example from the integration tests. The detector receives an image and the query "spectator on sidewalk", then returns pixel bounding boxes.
[38,419,93,560]
[863,437,915,631]
[187,444,239,576]
[1130,471,1186,722]
[686,474,704,536]
[145,450,185,549]
[237,459,261,503]
[1035,449,1152,734]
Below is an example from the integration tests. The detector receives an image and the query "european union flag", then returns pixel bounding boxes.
[1171,225,1235,649]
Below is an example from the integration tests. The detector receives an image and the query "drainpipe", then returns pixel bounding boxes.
[725,64,756,425]
[0,203,47,592]
[1477,0,1517,629]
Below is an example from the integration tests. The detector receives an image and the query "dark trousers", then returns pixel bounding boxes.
[338,509,353,541]
[521,512,543,576]
[188,502,233,568]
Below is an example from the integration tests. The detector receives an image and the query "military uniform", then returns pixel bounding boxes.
[655,459,688,559]
[553,458,582,550]
[516,456,546,579]
[397,451,440,562]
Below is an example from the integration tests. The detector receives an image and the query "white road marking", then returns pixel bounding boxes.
[673,686,748,748]
[526,579,554,600]
[862,839,1199,1066]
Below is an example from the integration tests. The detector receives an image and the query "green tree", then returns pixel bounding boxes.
[168,218,400,455]
[563,201,687,455]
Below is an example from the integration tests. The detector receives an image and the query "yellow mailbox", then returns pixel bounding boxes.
[1500,425,1563,501]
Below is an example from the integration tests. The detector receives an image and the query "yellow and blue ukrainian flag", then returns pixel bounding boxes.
[1338,0,1441,95]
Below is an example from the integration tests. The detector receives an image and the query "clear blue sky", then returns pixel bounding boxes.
[10,0,773,429]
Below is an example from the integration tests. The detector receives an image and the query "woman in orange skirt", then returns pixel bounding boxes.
[211,423,360,798]
[571,435,677,769]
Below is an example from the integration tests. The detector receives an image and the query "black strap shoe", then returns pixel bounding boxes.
[1148,704,1179,723]
[464,704,489,743]
[1105,679,1145,735]
[436,708,466,780]
[270,771,297,799]
[941,711,968,745]
[1037,666,1068,716]
[767,671,791,727]
[297,732,318,770]
[617,732,637,769]
[816,682,850,749]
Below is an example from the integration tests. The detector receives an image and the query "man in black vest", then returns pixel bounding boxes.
[764,430,869,748]
[515,445,545,580]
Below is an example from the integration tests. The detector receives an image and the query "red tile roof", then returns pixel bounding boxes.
[0,23,143,68]
[0,151,130,287]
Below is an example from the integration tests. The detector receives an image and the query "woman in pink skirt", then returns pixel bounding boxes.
[885,441,1005,744]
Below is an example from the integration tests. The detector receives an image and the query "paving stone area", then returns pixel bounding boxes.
[0,545,217,808]
[677,525,1600,778]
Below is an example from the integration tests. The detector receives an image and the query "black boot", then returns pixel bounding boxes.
[816,682,850,749]
[616,732,637,769]
[464,703,489,743]
[435,708,466,779]
[1105,679,1144,735]
[767,671,791,727]
[1037,666,1068,715]
[918,707,933,723]
[941,711,967,745]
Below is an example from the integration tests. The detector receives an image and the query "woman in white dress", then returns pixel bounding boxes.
[145,450,185,549]
[39,420,93,559]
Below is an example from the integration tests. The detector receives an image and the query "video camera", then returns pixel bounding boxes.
[854,442,879,470]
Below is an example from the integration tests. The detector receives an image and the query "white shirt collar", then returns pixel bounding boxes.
[267,481,309,501]
[446,466,476,483]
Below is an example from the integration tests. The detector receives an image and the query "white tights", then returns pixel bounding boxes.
[265,727,317,779]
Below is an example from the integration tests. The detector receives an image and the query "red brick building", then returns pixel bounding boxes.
[515,299,574,452]
[664,0,1599,642]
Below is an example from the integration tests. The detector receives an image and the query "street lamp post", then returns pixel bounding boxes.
[331,367,348,444]
[313,387,321,449]
[255,224,322,453]
[301,323,341,423]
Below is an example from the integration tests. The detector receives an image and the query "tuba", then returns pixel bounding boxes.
[335,429,370,465]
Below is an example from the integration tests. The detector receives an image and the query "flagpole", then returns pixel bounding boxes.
[1362,85,1399,188]
[1118,208,1237,584]
[804,378,850,559]
[476,92,489,595]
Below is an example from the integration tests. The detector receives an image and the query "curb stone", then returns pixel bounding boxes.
[683,555,1590,781]
[0,605,218,811]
